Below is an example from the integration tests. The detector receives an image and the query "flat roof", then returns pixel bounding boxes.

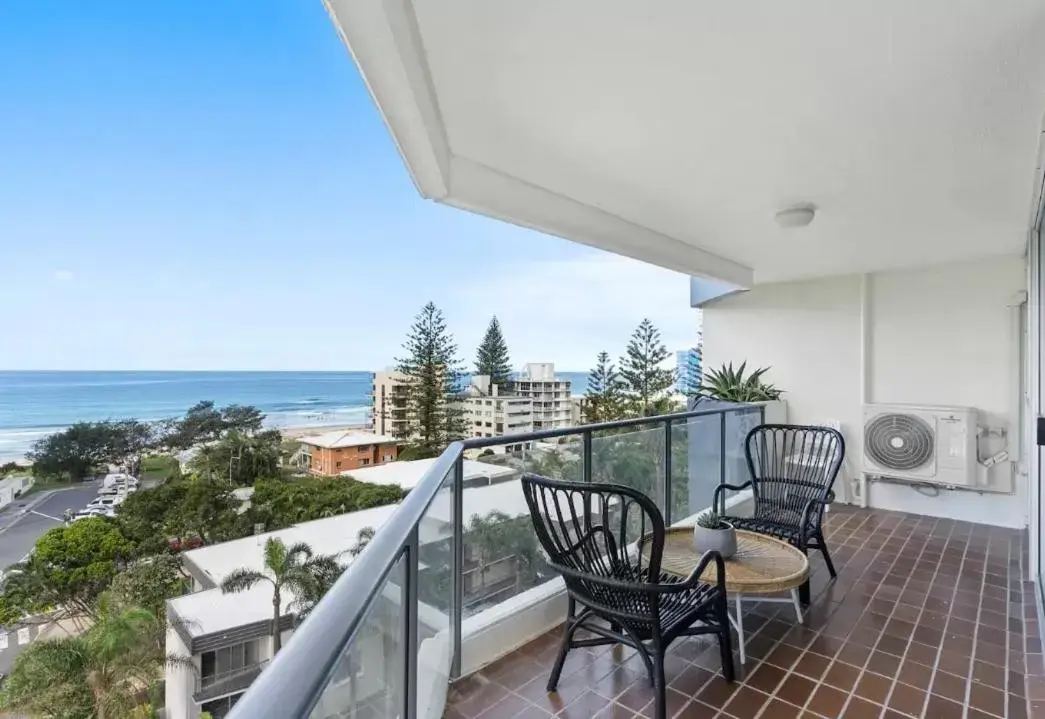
[299,430,399,449]
[342,457,515,490]
[182,503,402,589]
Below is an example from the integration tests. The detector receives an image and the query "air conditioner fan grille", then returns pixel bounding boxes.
[865,413,934,472]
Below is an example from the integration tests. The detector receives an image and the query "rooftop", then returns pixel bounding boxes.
[298,430,399,449]
[341,457,516,490]
[181,503,402,589]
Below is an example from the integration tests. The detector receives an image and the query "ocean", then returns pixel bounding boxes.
[0,370,590,462]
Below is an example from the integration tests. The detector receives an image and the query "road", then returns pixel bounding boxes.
[0,483,100,569]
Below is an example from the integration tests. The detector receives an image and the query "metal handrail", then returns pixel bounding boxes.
[229,403,761,719]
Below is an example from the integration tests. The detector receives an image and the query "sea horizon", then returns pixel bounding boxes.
[0,369,589,462]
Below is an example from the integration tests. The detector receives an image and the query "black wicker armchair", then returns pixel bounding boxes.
[713,424,845,604]
[521,473,734,719]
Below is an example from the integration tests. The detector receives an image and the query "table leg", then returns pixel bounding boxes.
[791,588,804,624]
[726,594,746,666]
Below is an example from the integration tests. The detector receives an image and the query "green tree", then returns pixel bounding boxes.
[109,555,187,617]
[220,538,342,652]
[467,511,549,601]
[116,481,189,552]
[249,477,403,531]
[158,401,266,451]
[4,518,135,619]
[188,429,282,485]
[166,479,240,544]
[0,605,185,719]
[583,351,625,423]
[395,302,467,453]
[475,316,513,386]
[619,319,676,417]
[27,420,153,481]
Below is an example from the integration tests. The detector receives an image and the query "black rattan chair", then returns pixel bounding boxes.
[521,473,734,719]
[713,424,845,604]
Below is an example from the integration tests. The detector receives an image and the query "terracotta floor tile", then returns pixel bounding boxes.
[793,651,832,681]
[777,673,818,709]
[721,686,769,719]
[839,696,882,718]
[855,672,893,705]
[806,685,848,718]
[924,693,966,719]
[694,678,736,710]
[672,700,718,719]
[744,663,786,696]
[886,682,926,717]
[592,703,638,719]
[477,693,534,719]
[968,682,1006,718]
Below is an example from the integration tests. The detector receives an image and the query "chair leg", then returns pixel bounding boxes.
[716,593,735,683]
[799,579,811,606]
[817,533,838,579]
[651,644,668,719]
[547,597,577,691]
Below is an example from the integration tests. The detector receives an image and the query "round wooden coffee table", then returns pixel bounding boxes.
[640,527,809,665]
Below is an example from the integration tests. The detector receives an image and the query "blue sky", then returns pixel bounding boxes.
[0,2,697,371]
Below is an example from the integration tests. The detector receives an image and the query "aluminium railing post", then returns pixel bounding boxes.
[663,419,672,525]
[451,454,465,680]
[403,530,419,719]
[582,429,592,483]
[718,411,727,513]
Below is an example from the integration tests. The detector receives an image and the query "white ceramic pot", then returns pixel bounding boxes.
[692,522,737,560]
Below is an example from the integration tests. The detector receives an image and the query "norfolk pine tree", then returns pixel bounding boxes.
[619,319,676,416]
[583,351,624,423]
[395,302,468,455]
[475,316,513,387]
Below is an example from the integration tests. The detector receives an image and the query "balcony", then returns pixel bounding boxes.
[195,662,268,704]
[228,402,1041,719]
[445,504,1032,719]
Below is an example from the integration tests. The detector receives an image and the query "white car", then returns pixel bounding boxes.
[87,495,123,510]
[72,507,114,521]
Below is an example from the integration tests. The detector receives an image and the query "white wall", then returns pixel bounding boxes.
[703,255,1027,528]
[165,626,199,719]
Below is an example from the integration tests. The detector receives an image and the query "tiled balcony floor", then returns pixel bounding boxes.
[446,505,1041,719]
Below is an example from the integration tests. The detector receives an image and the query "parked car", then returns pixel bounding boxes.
[87,495,124,510]
[72,507,114,521]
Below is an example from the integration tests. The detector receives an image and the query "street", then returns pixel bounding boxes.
[0,483,99,677]
[0,483,100,569]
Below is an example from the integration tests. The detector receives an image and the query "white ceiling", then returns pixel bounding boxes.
[327,0,1045,285]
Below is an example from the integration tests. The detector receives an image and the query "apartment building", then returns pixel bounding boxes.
[165,459,532,718]
[165,503,404,719]
[508,362,572,430]
[370,369,409,438]
[675,347,701,395]
[463,375,533,451]
[298,430,399,475]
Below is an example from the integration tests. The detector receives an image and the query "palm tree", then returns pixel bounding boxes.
[219,537,342,652]
[0,605,186,719]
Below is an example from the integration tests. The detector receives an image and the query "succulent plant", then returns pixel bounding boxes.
[695,512,731,530]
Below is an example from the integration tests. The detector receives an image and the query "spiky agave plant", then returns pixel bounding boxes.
[697,362,782,402]
[695,512,731,530]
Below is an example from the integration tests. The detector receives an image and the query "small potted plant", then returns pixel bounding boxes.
[693,511,737,560]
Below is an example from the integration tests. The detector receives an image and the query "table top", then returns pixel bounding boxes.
[640,527,809,594]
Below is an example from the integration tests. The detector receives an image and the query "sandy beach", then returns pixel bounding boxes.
[279,423,370,440]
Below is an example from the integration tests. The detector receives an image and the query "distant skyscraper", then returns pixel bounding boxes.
[676,347,702,395]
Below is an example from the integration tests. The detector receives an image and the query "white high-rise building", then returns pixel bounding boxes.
[510,363,572,430]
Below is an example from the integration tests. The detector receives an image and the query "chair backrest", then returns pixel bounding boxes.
[744,424,845,518]
[520,474,665,617]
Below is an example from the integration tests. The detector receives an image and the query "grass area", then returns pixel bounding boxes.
[140,455,180,481]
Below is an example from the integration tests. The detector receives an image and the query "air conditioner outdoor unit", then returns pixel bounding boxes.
[862,404,978,487]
